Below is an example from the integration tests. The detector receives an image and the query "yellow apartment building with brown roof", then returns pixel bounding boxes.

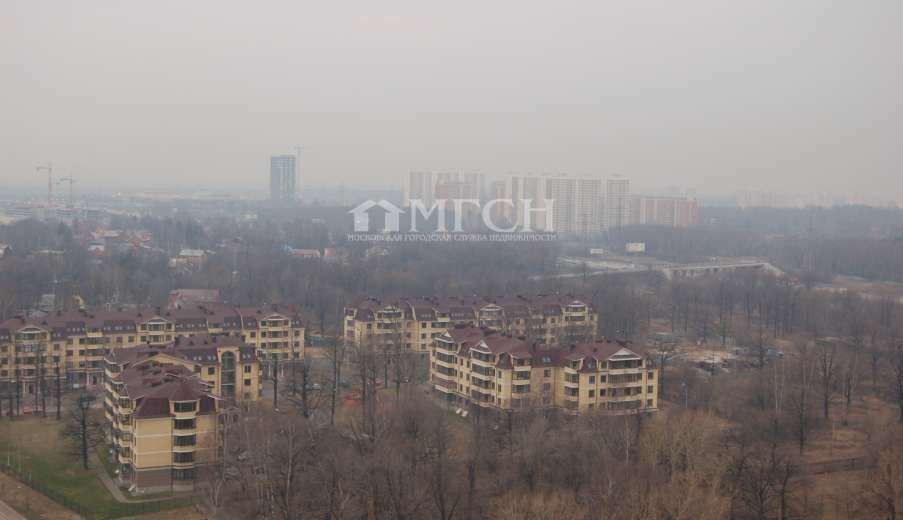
[430,327,657,415]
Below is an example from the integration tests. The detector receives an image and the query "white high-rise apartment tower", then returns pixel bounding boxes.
[604,177,631,229]
[404,171,434,208]
[270,155,297,201]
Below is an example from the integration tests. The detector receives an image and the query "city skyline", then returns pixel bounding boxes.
[2,2,901,204]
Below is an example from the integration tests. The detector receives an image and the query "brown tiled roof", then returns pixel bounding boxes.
[106,334,257,368]
[343,293,593,325]
[1,302,305,340]
[116,362,216,419]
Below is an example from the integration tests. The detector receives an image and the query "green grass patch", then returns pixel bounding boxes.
[0,417,189,518]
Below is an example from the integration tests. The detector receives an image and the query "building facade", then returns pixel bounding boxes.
[0,303,304,397]
[404,171,434,208]
[430,327,657,415]
[270,154,298,201]
[103,335,261,493]
[604,178,631,230]
[344,294,597,354]
[629,195,699,227]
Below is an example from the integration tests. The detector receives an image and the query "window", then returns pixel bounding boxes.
[207,367,215,375]
[589,375,595,384]
[174,434,196,446]
[173,452,195,463]
[244,378,251,386]
[588,389,595,398]
[173,401,197,413]
[174,419,196,430]
[173,468,195,480]
[543,369,551,378]
[647,399,653,407]
[648,371,655,380]
[648,386,654,394]
[244,365,251,373]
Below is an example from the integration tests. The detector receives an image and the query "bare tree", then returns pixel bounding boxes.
[325,337,347,426]
[789,342,816,454]
[62,392,102,469]
[815,340,838,420]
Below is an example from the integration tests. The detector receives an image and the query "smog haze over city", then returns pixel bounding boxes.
[2,1,901,204]
[3,3,903,520]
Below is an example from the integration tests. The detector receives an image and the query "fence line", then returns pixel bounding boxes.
[0,462,193,519]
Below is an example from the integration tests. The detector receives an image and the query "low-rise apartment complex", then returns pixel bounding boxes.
[103,334,261,492]
[344,294,597,353]
[0,303,303,396]
[430,327,657,415]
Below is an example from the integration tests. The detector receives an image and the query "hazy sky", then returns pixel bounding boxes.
[2,1,901,200]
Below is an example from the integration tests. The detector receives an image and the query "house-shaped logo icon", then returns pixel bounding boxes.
[348,200,406,233]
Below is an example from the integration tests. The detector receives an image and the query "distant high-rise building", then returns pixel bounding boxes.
[604,178,631,229]
[404,171,434,208]
[571,177,603,235]
[270,155,297,201]
[487,180,510,225]
[630,195,699,227]
[405,171,486,209]
[543,176,603,235]
[507,174,552,231]
[545,177,575,234]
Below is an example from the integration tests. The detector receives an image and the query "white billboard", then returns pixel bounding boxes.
[625,242,646,253]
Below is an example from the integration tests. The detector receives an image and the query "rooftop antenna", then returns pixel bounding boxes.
[58,176,76,208]
[36,162,53,206]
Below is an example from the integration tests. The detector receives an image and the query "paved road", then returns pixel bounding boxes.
[0,500,25,520]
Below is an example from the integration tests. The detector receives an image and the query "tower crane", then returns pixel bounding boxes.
[36,163,53,206]
[57,176,76,208]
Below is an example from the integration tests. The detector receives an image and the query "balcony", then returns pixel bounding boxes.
[434,341,457,353]
[172,453,196,466]
[433,378,457,392]
[511,384,531,394]
[434,356,457,368]
[470,390,494,403]
[471,378,494,390]
[471,364,495,377]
